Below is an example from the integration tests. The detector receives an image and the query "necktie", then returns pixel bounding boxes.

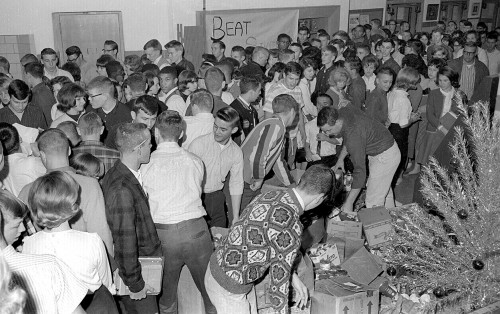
[316,133,322,157]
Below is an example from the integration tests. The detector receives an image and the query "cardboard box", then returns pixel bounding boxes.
[309,243,341,266]
[312,277,379,314]
[115,257,163,295]
[327,220,363,239]
[357,207,393,248]
[326,236,365,263]
[340,247,383,285]
[469,301,500,314]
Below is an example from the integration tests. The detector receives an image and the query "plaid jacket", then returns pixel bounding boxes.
[102,160,161,293]
[73,140,120,174]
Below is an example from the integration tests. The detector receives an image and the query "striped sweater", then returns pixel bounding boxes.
[241,116,294,186]
[210,188,304,314]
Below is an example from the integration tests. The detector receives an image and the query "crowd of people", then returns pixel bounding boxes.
[0,15,499,314]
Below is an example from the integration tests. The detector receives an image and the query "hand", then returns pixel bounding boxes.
[231,217,239,226]
[250,179,264,191]
[333,162,345,173]
[291,273,309,310]
[410,112,421,122]
[305,150,314,162]
[316,133,329,141]
[242,120,250,129]
[130,284,153,300]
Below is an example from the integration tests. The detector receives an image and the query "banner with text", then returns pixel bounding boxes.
[205,9,299,52]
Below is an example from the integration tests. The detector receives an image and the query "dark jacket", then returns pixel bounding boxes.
[102,160,162,293]
[426,88,465,132]
[447,57,490,98]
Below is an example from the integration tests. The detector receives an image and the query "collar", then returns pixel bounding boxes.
[237,96,252,108]
[193,112,214,119]
[292,188,305,211]
[126,165,141,179]
[156,141,181,150]
[1,245,16,256]
[153,55,162,65]
[47,166,76,174]
[80,140,104,146]
[165,87,179,98]
[392,88,408,97]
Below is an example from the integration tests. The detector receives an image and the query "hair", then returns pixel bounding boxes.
[477,22,488,31]
[407,39,425,55]
[155,110,183,141]
[178,70,198,93]
[139,64,159,77]
[310,38,321,46]
[395,67,420,90]
[141,54,152,65]
[487,31,498,41]
[0,122,20,154]
[65,46,81,57]
[277,33,292,42]
[143,71,158,95]
[239,76,261,95]
[362,55,380,69]
[299,57,319,72]
[463,21,472,28]
[298,25,310,34]
[125,73,147,94]
[159,65,178,79]
[428,57,447,70]
[96,54,115,68]
[70,152,103,178]
[315,93,333,106]
[40,48,57,58]
[28,171,80,229]
[438,66,460,88]
[464,41,478,51]
[204,67,225,93]
[24,62,44,79]
[381,38,395,48]
[124,55,142,73]
[0,57,10,73]
[298,163,335,200]
[132,95,159,116]
[329,67,351,86]
[202,53,217,65]
[190,89,213,112]
[364,24,372,31]
[143,39,162,51]
[345,56,362,74]
[376,67,395,79]
[267,62,286,82]
[115,122,149,152]
[37,128,69,155]
[245,46,256,61]
[8,80,30,100]
[56,121,81,147]
[356,43,371,54]
[215,106,240,128]
[77,112,103,136]
[56,83,85,113]
[105,61,124,81]
[317,106,338,128]
[402,54,427,77]
[272,94,299,114]
[283,62,303,77]
[212,40,226,51]
[319,33,331,40]
[164,40,184,52]
[215,60,234,84]
[20,54,39,67]
[104,40,118,51]
[231,45,245,54]
[323,45,338,57]
[61,62,81,82]
[87,76,114,97]
[278,49,295,63]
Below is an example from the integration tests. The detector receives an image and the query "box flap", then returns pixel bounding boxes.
[358,207,392,226]
[340,247,383,284]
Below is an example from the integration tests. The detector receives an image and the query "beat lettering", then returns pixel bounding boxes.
[211,16,251,40]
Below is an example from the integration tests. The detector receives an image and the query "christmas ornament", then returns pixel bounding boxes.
[433,287,446,298]
[386,266,397,276]
[472,259,485,270]
[457,209,468,219]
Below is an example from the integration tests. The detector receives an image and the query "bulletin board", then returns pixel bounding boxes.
[348,8,385,30]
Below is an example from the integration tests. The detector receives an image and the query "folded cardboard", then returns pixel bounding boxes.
[340,247,383,285]
[469,301,500,314]
[115,257,164,295]
[312,277,379,314]
[326,236,365,263]
[327,220,363,239]
[357,207,393,248]
[309,243,341,266]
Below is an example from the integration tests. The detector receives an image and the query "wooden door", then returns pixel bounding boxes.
[53,11,124,66]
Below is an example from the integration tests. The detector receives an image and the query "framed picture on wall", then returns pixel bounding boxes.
[468,0,481,19]
[426,4,439,21]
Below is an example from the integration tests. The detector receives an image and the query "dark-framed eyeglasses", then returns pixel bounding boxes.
[88,93,103,99]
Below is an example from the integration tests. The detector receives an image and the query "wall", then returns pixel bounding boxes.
[350,0,387,22]
[0,35,36,79]
[0,0,350,55]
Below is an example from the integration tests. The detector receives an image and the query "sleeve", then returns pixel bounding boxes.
[348,81,366,110]
[52,258,88,313]
[377,95,389,125]
[106,186,145,293]
[478,49,489,69]
[272,143,294,186]
[83,179,114,257]
[346,131,368,190]
[299,83,316,117]
[251,124,277,181]
[263,87,275,113]
[187,138,203,157]
[229,149,244,195]
[93,234,115,294]
[426,92,440,129]
[167,96,187,116]
[398,98,411,127]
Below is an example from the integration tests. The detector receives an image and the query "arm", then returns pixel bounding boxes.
[426,92,440,129]
[229,150,244,224]
[272,142,295,186]
[333,146,348,172]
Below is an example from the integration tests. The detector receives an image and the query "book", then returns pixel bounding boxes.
[114,256,164,295]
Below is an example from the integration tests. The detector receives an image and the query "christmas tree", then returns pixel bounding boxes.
[381,101,500,313]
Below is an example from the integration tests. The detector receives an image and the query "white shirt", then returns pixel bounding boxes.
[0,153,45,196]
[363,74,376,92]
[221,91,235,105]
[183,112,215,148]
[298,78,317,117]
[23,230,114,294]
[440,87,454,117]
[163,87,187,116]
[141,142,206,224]
[387,89,411,127]
[44,68,74,82]
[486,49,500,75]
[305,118,337,157]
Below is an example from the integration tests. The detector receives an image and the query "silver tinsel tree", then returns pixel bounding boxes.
[381,101,500,313]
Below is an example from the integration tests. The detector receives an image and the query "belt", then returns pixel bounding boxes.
[155,217,204,230]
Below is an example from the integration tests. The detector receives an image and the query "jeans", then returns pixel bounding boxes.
[156,217,216,314]
[202,190,227,228]
[365,142,401,208]
[205,263,256,314]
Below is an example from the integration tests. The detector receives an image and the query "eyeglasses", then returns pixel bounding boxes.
[67,56,79,62]
[88,93,102,99]
[132,138,149,151]
[102,48,115,53]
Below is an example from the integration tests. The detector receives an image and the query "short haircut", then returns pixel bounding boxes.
[37,129,69,156]
[438,66,460,88]
[70,152,102,178]
[24,62,44,79]
[125,73,147,94]
[331,39,346,50]
[324,45,338,57]
[268,62,286,81]
[299,57,319,71]
[290,43,303,52]
[104,40,118,51]
[96,54,115,67]
[402,54,426,76]
[0,57,10,73]
[315,93,333,106]
[362,55,380,69]
[0,189,28,221]
[231,45,245,54]
[376,66,395,78]
[164,40,184,51]
[77,112,103,136]
[28,171,81,229]
[215,106,240,128]
[155,110,183,141]
[56,83,86,113]
[141,64,160,76]
[363,24,372,31]
[0,122,20,154]
[87,76,114,97]
[395,67,420,90]
[432,28,444,35]
[318,33,331,40]
[190,89,214,112]
[298,26,310,34]
[329,67,351,85]
[239,76,261,95]
[277,33,292,42]
[124,55,142,72]
[212,40,226,51]
[8,80,30,100]
[61,62,81,82]
[310,38,321,46]
[20,54,39,67]
[215,61,234,84]
[371,19,382,27]
[56,121,80,147]
[50,76,72,89]
[345,56,362,74]
[297,164,335,196]
[487,31,498,41]
[407,39,424,55]
[132,95,159,116]
[144,71,158,94]
[159,66,178,78]
[105,61,124,80]
[40,48,57,58]
[317,106,338,128]
[381,38,395,47]
[278,49,294,63]
[178,70,198,93]
[204,67,225,93]
[356,43,371,54]
[272,94,299,114]
[464,41,478,50]
[463,21,472,27]
[143,39,162,51]
[0,76,12,90]
[284,62,303,76]
[332,31,349,41]
[115,122,149,152]
[428,57,447,69]
[65,46,81,56]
